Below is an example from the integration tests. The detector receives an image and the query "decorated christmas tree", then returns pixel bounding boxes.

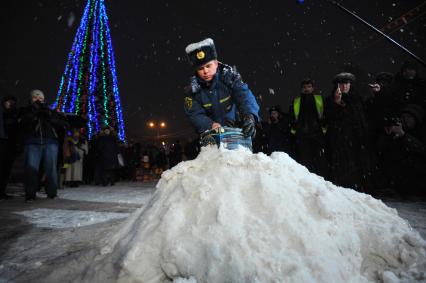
[52,0,126,141]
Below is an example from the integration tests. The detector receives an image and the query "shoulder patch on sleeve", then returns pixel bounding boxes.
[184,96,193,110]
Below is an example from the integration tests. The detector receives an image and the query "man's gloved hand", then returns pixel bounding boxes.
[37,105,52,119]
[242,114,256,138]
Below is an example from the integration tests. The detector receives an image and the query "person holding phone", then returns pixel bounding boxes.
[325,73,373,192]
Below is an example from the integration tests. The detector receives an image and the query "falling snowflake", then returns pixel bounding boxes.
[67,12,75,28]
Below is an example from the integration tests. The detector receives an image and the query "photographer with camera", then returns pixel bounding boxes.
[377,104,426,198]
[19,89,68,201]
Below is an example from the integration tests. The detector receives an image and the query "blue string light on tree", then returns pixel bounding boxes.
[54,0,127,142]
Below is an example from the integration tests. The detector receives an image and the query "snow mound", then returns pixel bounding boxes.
[91,147,426,283]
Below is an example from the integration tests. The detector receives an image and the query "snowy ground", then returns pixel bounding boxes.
[0,181,425,283]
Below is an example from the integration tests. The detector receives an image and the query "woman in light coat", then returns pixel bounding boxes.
[65,129,88,187]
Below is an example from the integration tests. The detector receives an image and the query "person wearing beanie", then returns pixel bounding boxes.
[390,60,426,113]
[289,79,328,177]
[262,105,292,155]
[325,72,373,192]
[0,94,20,199]
[183,38,260,138]
[19,89,68,201]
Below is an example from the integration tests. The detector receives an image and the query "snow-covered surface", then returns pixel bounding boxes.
[88,147,426,283]
[57,185,155,205]
[14,209,130,229]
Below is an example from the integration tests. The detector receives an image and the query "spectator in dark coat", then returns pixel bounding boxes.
[289,79,328,177]
[263,105,292,155]
[325,73,373,192]
[96,126,119,186]
[390,61,426,113]
[169,140,183,167]
[19,90,68,201]
[365,72,395,143]
[0,95,19,199]
[376,104,426,198]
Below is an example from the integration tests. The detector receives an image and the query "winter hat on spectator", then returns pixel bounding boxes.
[300,78,315,87]
[401,60,418,72]
[1,95,17,104]
[269,105,283,115]
[332,72,356,84]
[375,72,394,84]
[185,38,217,68]
[30,89,44,99]
[401,104,424,124]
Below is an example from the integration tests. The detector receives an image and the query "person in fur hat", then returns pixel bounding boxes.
[325,72,373,192]
[183,38,259,138]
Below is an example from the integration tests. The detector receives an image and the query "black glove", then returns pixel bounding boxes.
[242,114,256,138]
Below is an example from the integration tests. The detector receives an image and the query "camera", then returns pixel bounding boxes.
[383,115,401,127]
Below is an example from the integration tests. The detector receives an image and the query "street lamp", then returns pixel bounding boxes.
[147,121,166,143]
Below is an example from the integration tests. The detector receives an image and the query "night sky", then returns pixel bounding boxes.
[1,0,425,142]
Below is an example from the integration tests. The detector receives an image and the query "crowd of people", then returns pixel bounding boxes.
[181,38,425,199]
[254,61,425,198]
[1,54,425,202]
[0,89,188,202]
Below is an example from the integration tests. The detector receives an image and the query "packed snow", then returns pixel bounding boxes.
[58,185,155,205]
[15,209,129,229]
[83,146,425,283]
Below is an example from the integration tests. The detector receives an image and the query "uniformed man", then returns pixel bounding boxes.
[289,79,328,176]
[183,38,259,138]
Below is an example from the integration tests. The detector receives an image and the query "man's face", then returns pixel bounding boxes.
[3,100,16,110]
[338,82,351,94]
[31,94,45,104]
[270,110,280,121]
[73,130,80,139]
[401,113,416,130]
[402,68,416,80]
[301,83,314,94]
[196,60,218,82]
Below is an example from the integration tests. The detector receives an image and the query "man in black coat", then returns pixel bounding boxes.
[19,90,68,201]
[376,104,426,198]
[263,105,292,155]
[325,73,373,192]
[96,127,119,186]
[0,95,20,199]
[390,61,426,113]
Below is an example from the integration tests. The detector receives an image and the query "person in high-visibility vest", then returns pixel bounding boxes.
[289,79,328,177]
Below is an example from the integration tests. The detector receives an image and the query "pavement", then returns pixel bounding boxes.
[0,182,425,283]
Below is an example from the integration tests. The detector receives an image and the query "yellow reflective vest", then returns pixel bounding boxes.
[291,94,327,135]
